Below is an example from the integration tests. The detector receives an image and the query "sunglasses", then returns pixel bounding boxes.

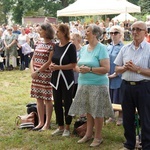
[110,31,120,35]
[131,27,145,32]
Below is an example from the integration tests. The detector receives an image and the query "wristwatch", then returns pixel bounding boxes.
[137,67,141,74]
[90,67,92,72]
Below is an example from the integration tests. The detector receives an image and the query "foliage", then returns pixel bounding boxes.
[0,70,125,150]
[138,0,150,16]
[0,0,149,24]
[0,4,5,24]
[128,0,139,5]
[0,0,13,24]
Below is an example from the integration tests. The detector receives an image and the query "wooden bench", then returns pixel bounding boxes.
[112,104,122,112]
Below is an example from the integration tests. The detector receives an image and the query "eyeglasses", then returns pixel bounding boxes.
[131,27,145,32]
[110,32,120,35]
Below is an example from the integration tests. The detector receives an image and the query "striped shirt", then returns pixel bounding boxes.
[114,40,150,81]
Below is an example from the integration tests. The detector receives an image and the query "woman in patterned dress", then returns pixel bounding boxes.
[30,23,55,131]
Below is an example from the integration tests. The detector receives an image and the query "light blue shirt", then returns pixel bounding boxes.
[107,41,124,89]
[78,42,109,85]
[114,40,150,81]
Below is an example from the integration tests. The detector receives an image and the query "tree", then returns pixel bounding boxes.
[138,0,150,16]
[0,0,75,24]
[128,0,139,5]
[11,0,67,24]
[0,4,5,24]
[0,0,13,24]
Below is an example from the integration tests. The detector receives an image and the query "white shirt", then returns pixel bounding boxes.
[114,40,150,81]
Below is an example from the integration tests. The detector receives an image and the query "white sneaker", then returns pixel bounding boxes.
[51,128,64,136]
[25,68,29,71]
[62,129,70,137]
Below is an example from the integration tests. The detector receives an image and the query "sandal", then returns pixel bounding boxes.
[90,138,103,147]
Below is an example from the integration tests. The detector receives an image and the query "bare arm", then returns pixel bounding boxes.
[115,65,128,74]
[31,51,53,79]
[115,60,150,77]
[4,38,16,49]
[125,61,150,77]
[50,63,76,71]
[78,58,110,74]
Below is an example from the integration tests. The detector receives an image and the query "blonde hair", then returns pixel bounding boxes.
[71,33,82,43]
[110,25,124,39]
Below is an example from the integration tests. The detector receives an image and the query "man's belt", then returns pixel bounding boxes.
[123,80,150,85]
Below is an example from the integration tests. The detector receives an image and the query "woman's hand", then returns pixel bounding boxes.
[49,63,58,71]
[6,45,10,49]
[79,65,90,74]
[108,73,117,79]
[31,71,38,79]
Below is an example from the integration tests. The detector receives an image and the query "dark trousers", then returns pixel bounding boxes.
[72,83,78,99]
[0,62,4,70]
[52,78,73,126]
[121,80,150,150]
[19,48,29,68]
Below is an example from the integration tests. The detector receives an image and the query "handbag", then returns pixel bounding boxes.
[76,122,87,137]
[72,116,87,137]
[21,42,33,55]
[15,112,38,129]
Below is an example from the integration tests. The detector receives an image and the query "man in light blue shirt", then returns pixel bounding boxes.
[114,21,150,150]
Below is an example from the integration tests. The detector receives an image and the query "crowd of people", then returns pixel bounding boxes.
[0,18,150,150]
[0,18,150,71]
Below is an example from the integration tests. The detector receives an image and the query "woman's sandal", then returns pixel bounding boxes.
[90,138,103,147]
[77,136,93,144]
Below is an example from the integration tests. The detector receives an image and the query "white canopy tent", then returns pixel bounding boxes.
[112,13,137,21]
[57,0,141,17]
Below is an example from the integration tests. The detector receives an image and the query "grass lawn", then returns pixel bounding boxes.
[0,70,125,150]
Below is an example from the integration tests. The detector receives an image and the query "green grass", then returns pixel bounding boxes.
[0,70,125,150]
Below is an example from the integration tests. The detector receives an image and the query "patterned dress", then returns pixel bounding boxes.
[31,40,55,101]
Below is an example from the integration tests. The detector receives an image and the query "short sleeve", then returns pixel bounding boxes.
[98,43,109,60]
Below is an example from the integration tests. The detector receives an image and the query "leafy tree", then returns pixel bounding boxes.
[11,0,72,24]
[0,4,5,24]
[128,0,139,5]
[0,0,13,24]
[138,0,150,16]
[12,0,39,24]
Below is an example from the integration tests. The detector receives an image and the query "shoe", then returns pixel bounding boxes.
[39,127,50,132]
[105,118,115,124]
[77,136,92,144]
[90,138,103,147]
[62,129,70,137]
[123,148,131,150]
[116,118,123,126]
[32,126,43,131]
[25,68,29,71]
[51,128,64,136]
